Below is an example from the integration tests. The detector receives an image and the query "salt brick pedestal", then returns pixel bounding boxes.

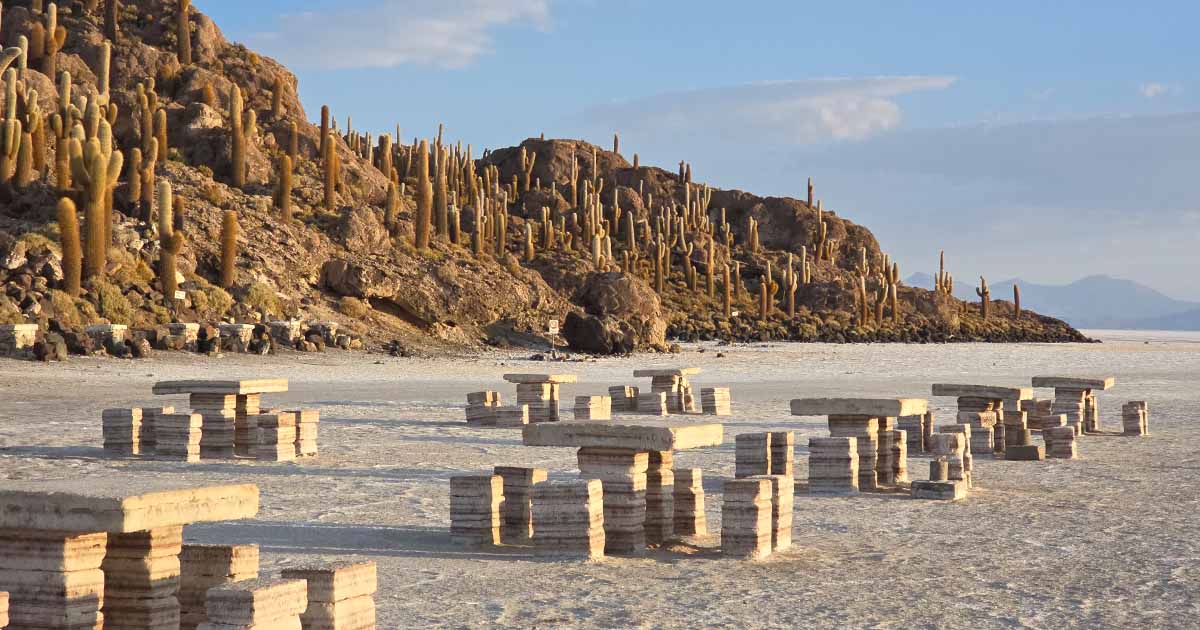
[807,437,858,495]
[721,478,772,560]
[493,467,547,543]
[531,480,606,560]
[153,380,290,461]
[792,399,928,492]
[179,544,259,630]
[0,481,258,630]
[1033,376,1116,435]
[503,374,577,423]
[672,469,707,537]
[281,561,377,630]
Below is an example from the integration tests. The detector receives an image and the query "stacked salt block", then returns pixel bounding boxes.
[911,457,967,500]
[1045,426,1078,460]
[757,475,793,552]
[929,431,970,488]
[102,526,183,630]
[876,418,896,485]
[644,451,675,544]
[141,406,176,455]
[654,376,693,414]
[1085,392,1100,433]
[291,409,320,457]
[465,392,501,426]
[828,416,879,490]
[770,431,794,478]
[573,396,612,421]
[734,433,772,478]
[530,479,605,560]
[721,478,773,560]
[103,408,143,456]
[673,468,707,537]
[701,388,732,416]
[890,429,908,483]
[281,562,377,630]
[1038,413,1068,433]
[938,424,974,484]
[1051,389,1088,435]
[190,393,237,459]
[156,412,203,462]
[180,545,259,630]
[201,578,307,630]
[493,405,530,428]
[449,475,503,546]
[234,395,263,457]
[1122,401,1149,436]
[898,413,928,454]
[577,448,648,553]
[493,467,547,543]
[635,392,668,416]
[510,376,562,423]
[0,323,38,356]
[807,437,858,495]
[1003,411,1029,448]
[957,411,998,456]
[608,386,638,413]
[0,529,107,629]
[255,412,298,462]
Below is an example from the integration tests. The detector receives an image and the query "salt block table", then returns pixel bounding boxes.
[1032,376,1116,434]
[632,367,702,414]
[931,384,1034,452]
[502,374,577,423]
[0,480,259,629]
[153,379,289,458]
[523,421,723,553]
[790,398,928,490]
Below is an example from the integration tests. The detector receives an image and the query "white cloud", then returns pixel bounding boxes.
[251,0,552,70]
[1139,82,1173,98]
[584,76,957,146]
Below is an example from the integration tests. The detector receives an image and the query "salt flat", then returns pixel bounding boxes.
[1,332,1197,628]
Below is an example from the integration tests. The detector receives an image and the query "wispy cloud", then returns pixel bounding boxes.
[584,76,958,147]
[1139,82,1174,98]
[250,0,552,70]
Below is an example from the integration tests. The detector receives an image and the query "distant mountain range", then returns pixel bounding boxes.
[905,273,1200,330]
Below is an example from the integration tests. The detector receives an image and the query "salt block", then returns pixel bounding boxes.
[280,562,376,603]
[790,398,928,418]
[205,578,307,625]
[1004,444,1045,461]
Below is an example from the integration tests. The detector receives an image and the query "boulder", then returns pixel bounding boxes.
[571,272,666,351]
[562,312,635,355]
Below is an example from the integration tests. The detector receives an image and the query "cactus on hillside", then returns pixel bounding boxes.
[154,108,167,161]
[105,0,120,43]
[71,137,122,280]
[976,276,991,320]
[57,197,81,296]
[1013,284,1021,318]
[274,154,293,223]
[228,85,252,187]
[322,131,339,211]
[434,145,448,238]
[157,182,184,306]
[176,0,192,65]
[414,139,432,249]
[219,210,238,288]
[34,4,67,78]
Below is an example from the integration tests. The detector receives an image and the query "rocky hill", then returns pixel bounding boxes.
[0,0,1088,359]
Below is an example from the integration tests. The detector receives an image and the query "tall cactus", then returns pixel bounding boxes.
[176,0,192,65]
[228,85,251,188]
[1013,284,1021,318]
[384,179,399,237]
[434,145,448,238]
[273,154,293,222]
[414,139,432,249]
[57,197,81,296]
[219,210,238,288]
[71,137,122,280]
[105,0,120,43]
[976,276,991,320]
[36,4,67,79]
[157,182,184,306]
[322,131,339,210]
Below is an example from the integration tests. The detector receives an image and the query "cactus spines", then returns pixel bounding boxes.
[1013,284,1021,318]
[229,85,251,187]
[57,197,81,296]
[274,154,293,223]
[414,139,432,249]
[219,210,238,288]
[176,0,192,65]
[976,276,991,320]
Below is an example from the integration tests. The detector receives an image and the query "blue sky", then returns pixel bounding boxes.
[197,1,1200,300]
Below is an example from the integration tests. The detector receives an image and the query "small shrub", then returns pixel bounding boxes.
[91,279,134,325]
[338,296,369,319]
[0,296,24,324]
[244,282,279,315]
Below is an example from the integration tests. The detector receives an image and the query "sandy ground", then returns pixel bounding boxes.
[1,331,1198,629]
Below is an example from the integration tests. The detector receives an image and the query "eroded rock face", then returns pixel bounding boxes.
[569,272,666,352]
[562,311,635,355]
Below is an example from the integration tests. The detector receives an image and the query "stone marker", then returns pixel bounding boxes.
[493,467,547,543]
[281,561,377,630]
[180,544,260,630]
[449,475,503,547]
[1122,401,1149,436]
[1045,426,1078,459]
[673,468,707,537]
[201,577,307,628]
[103,408,144,456]
[530,480,605,560]
[721,478,772,560]
[807,437,858,495]
[573,396,612,421]
[700,387,732,416]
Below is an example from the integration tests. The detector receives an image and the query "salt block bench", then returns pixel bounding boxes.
[632,367,703,414]
[1032,376,1116,434]
[0,480,259,629]
[931,384,1034,453]
[502,374,577,423]
[154,379,290,458]
[522,421,723,554]
[791,398,928,491]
